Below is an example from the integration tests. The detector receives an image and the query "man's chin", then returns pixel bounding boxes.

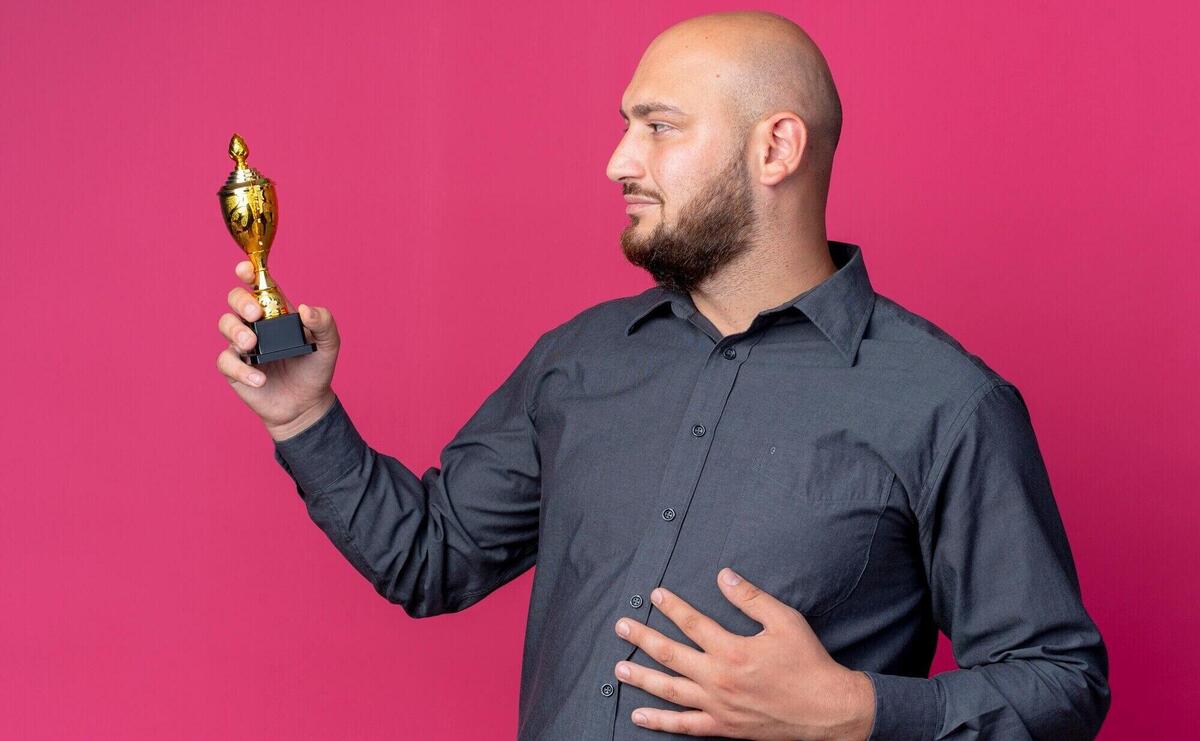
[624,214,660,240]
[619,235,653,265]
[620,225,646,248]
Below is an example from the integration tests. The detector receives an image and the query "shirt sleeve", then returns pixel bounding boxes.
[863,382,1111,740]
[271,329,557,618]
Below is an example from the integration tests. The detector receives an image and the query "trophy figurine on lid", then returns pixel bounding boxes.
[217,134,316,365]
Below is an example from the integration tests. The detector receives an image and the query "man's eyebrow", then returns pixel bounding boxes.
[619,102,687,120]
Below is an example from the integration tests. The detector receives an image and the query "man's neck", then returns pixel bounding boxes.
[689,239,837,337]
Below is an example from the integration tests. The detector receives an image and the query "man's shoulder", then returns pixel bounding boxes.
[867,291,1014,392]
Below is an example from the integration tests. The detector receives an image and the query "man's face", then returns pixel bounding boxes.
[606,45,759,294]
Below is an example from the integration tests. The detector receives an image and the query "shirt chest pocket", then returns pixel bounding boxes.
[717,441,894,617]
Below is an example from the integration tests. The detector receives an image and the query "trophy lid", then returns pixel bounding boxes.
[219,133,273,193]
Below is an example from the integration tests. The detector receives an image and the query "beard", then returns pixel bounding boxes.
[619,147,758,294]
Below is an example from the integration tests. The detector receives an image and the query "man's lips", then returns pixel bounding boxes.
[624,197,660,214]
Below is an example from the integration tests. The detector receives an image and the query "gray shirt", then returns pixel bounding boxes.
[273,240,1110,740]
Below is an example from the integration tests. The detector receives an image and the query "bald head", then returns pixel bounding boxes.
[643,11,842,168]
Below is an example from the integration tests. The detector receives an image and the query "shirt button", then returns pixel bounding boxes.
[662,507,676,521]
[601,682,615,697]
[630,594,643,608]
[723,346,737,359]
[692,424,706,437]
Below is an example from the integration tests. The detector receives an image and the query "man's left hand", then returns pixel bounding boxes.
[613,567,876,740]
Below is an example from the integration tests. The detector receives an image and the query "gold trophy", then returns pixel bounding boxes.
[217,134,316,365]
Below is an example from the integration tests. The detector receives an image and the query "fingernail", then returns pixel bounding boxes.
[244,302,258,316]
[633,711,647,725]
[650,589,662,605]
[247,372,264,386]
[616,663,630,679]
[616,620,630,637]
[722,568,742,586]
[238,331,254,347]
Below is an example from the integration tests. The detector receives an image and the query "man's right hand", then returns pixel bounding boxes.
[216,260,340,441]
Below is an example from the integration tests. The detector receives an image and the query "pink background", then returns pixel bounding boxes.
[2,1,1195,738]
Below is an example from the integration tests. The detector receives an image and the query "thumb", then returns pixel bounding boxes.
[717,567,790,631]
[297,303,339,351]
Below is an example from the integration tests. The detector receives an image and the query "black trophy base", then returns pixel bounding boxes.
[240,312,317,366]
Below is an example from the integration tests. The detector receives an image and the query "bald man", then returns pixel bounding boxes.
[217,10,1110,741]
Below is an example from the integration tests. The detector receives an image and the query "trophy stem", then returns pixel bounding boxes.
[246,262,287,320]
[253,284,289,319]
[249,256,276,292]
[242,249,284,318]
[247,250,271,283]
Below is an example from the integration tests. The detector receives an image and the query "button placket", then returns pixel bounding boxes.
[598,332,766,740]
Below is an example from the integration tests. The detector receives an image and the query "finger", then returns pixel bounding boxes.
[216,345,265,387]
[295,303,340,352]
[234,260,254,285]
[615,618,709,681]
[717,567,792,631]
[227,286,263,322]
[614,660,707,710]
[630,708,719,736]
[650,586,736,655]
[218,312,258,352]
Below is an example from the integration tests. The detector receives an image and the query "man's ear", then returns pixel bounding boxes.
[754,112,807,185]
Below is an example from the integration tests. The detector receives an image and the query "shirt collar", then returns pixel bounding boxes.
[623,240,876,367]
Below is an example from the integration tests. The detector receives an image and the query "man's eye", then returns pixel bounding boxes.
[619,123,669,135]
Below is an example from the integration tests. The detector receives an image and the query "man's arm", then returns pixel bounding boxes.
[272,329,558,618]
[863,382,1111,740]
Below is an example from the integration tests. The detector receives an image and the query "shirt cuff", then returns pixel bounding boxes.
[272,394,368,499]
[863,672,940,741]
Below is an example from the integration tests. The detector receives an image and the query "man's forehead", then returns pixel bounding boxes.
[621,45,738,120]
[619,83,730,124]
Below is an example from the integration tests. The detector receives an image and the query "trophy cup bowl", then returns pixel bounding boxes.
[218,134,316,366]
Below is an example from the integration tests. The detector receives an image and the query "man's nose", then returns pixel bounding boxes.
[606,141,643,183]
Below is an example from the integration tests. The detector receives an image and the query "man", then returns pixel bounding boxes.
[215,10,1109,740]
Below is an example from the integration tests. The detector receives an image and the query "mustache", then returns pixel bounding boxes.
[622,184,663,201]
